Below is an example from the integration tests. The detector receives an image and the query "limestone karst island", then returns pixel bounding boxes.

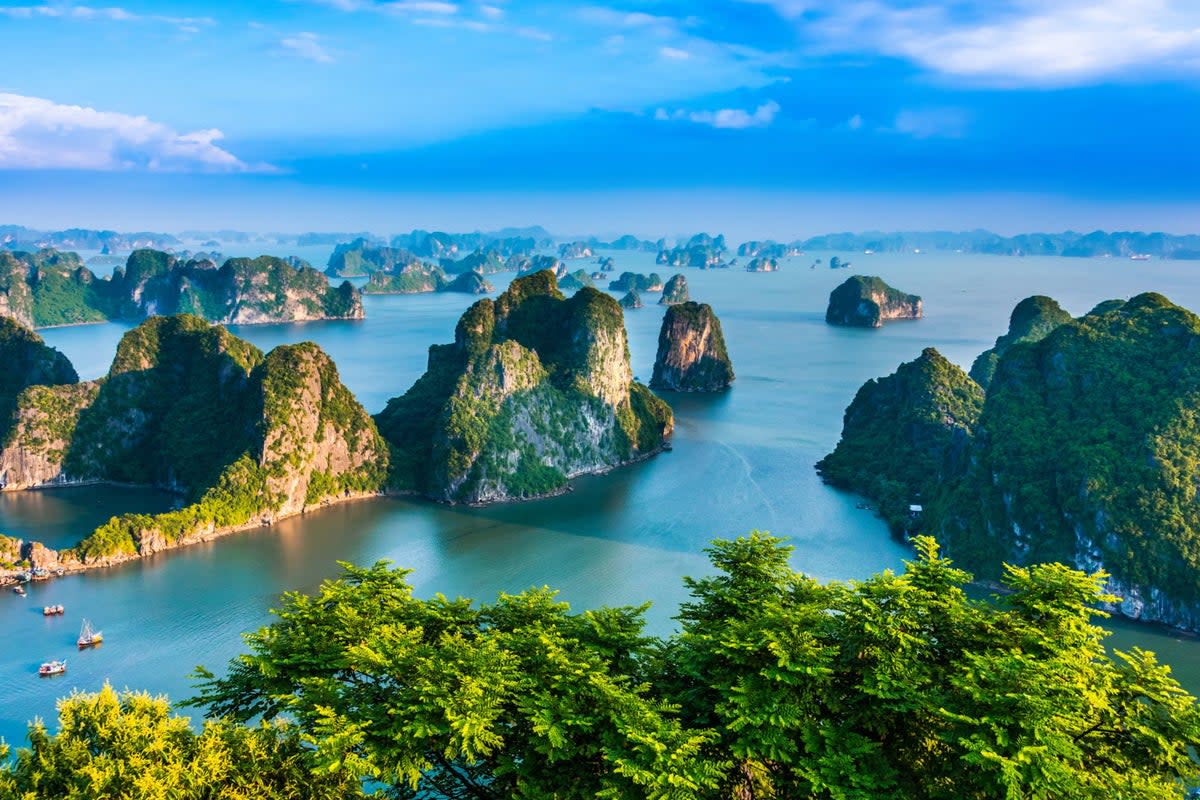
[3,3,1200,798]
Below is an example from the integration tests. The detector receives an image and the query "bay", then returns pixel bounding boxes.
[3,249,1199,745]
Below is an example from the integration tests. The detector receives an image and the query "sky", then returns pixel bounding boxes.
[0,0,1198,239]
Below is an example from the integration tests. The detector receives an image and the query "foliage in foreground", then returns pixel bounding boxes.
[4,535,1200,799]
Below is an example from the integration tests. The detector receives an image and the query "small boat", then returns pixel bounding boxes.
[42,604,64,616]
[1130,254,1152,261]
[77,618,103,648]
[13,585,26,597]
[38,659,66,676]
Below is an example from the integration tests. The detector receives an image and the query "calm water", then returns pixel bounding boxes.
[3,249,1200,744]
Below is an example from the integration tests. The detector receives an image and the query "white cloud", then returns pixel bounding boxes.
[280,31,335,63]
[478,4,503,20]
[846,113,863,130]
[0,4,214,29]
[655,100,782,129]
[0,93,271,173]
[659,46,691,60]
[381,0,458,13]
[517,26,553,41]
[807,0,1200,85]
[890,108,968,138]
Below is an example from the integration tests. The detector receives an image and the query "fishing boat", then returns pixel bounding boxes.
[12,585,26,597]
[43,604,64,616]
[38,659,66,676]
[77,618,103,648]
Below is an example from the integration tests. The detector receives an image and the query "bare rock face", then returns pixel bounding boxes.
[650,301,734,392]
[0,382,99,490]
[659,274,689,306]
[826,275,922,328]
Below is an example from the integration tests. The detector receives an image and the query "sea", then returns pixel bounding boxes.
[2,246,1199,745]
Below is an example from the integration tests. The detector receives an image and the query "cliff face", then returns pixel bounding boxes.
[817,347,983,532]
[968,295,1072,389]
[0,315,388,573]
[0,253,34,329]
[650,302,734,392]
[659,274,689,306]
[375,270,673,504]
[825,276,922,328]
[931,293,1200,630]
[216,256,364,324]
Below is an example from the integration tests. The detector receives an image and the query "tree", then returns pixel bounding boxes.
[187,562,721,799]
[0,684,357,799]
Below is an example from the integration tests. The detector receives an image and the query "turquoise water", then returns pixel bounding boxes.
[3,249,1200,745]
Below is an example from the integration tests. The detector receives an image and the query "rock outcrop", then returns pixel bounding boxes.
[816,347,983,532]
[659,274,689,306]
[619,290,642,309]
[327,238,420,277]
[362,263,446,294]
[746,257,779,272]
[443,271,494,294]
[375,270,673,504]
[650,302,734,392]
[968,295,1072,389]
[825,275,922,328]
[609,272,663,293]
[0,315,388,575]
[558,270,595,291]
[825,292,1200,632]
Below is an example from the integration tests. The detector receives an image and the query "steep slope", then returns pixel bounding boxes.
[0,315,388,572]
[659,274,689,306]
[375,270,673,503]
[968,295,1072,389]
[650,302,734,392]
[817,348,983,532]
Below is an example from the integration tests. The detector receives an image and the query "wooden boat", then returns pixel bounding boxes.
[43,604,64,616]
[38,659,66,676]
[12,585,26,597]
[77,618,103,648]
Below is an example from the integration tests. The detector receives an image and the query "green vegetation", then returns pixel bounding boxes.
[0,685,359,799]
[362,263,446,294]
[0,316,78,439]
[327,238,420,277]
[825,275,922,328]
[823,292,1200,628]
[6,315,388,564]
[817,347,983,531]
[968,295,1072,388]
[375,270,671,502]
[557,269,595,291]
[148,534,1200,799]
[608,271,663,292]
[660,273,689,305]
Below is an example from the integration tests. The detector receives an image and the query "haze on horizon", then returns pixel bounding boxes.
[1,0,1198,238]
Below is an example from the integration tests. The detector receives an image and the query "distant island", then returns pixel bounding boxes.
[819,292,1200,631]
[826,275,923,328]
[0,248,362,328]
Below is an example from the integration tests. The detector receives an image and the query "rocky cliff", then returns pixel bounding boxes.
[619,290,642,309]
[326,238,421,277]
[930,293,1200,630]
[968,295,1072,389]
[816,347,983,532]
[362,263,446,294]
[659,274,689,306]
[650,302,734,392]
[375,270,673,504]
[609,272,663,293]
[0,315,388,574]
[442,271,494,294]
[825,275,922,328]
[746,257,779,272]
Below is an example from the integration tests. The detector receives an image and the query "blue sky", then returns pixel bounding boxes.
[1,0,1198,238]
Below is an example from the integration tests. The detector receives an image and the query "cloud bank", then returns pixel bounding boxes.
[0,94,270,172]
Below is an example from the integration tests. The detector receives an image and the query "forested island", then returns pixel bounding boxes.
[0,248,361,328]
[820,291,1200,630]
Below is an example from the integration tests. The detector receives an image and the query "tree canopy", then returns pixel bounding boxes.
[4,534,1200,799]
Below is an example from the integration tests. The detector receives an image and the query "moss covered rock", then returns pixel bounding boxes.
[968,295,1071,389]
[608,272,663,293]
[650,302,734,392]
[817,347,983,532]
[362,263,447,294]
[0,315,388,570]
[442,271,494,294]
[659,274,689,306]
[619,290,642,309]
[376,269,673,503]
[826,275,922,328]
